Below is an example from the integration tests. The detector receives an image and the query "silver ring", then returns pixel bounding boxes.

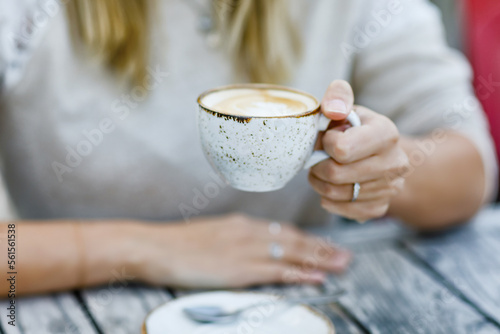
[352,183,361,202]
[268,221,282,235]
[269,242,285,260]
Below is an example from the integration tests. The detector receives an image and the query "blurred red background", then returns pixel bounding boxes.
[464,0,500,200]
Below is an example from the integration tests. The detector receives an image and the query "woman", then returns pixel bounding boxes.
[0,0,497,295]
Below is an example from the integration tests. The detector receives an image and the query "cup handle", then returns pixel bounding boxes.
[303,111,362,169]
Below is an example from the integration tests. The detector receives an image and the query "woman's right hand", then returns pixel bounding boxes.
[130,213,351,289]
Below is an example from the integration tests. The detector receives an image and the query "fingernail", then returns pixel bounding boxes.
[324,99,348,114]
[331,250,352,270]
[308,271,327,282]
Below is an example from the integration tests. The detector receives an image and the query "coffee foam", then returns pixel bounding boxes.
[202,88,318,117]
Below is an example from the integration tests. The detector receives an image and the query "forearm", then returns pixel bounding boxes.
[388,131,486,230]
[0,220,141,296]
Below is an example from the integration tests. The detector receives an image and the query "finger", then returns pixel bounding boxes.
[310,148,409,184]
[314,121,354,151]
[309,174,404,202]
[237,263,327,287]
[322,106,400,164]
[321,80,354,121]
[279,233,352,274]
[320,197,390,223]
[249,224,351,273]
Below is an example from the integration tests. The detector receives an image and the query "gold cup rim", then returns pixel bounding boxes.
[197,83,321,119]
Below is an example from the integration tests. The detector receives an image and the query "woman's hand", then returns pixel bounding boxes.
[131,213,351,289]
[309,80,409,222]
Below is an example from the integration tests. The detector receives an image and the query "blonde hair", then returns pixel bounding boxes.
[66,0,150,85]
[66,0,301,85]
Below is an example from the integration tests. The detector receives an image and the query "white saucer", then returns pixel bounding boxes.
[142,291,335,334]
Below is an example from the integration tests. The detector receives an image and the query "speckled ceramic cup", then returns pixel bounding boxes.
[197,84,361,192]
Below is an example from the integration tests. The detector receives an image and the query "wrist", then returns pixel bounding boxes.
[80,220,143,286]
[125,221,184,285]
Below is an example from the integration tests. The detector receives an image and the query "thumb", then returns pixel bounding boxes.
[321,80,354,121]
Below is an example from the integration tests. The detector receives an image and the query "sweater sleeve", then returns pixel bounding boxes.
[0,0,48,96]
[351,0,498,201]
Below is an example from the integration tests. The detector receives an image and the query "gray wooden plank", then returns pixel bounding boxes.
[81,285,172,334]
[0,299,22,334]
[469,205,500,233]
[406,224,500,327]
[0,292,97,334]
[326,244,499,334]
[307,205,499,247]
[458,204,500,233]
[306,217,411,248]
[134,286,171,310]
[55,293,101,334]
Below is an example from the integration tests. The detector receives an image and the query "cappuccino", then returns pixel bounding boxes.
[201,88,317,117]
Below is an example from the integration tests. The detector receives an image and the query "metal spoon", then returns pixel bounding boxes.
[182,289,346,324]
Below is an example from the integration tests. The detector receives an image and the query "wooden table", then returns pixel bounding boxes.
[1,206,499,334]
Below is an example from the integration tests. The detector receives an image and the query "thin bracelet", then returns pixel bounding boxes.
[73,222,87,289]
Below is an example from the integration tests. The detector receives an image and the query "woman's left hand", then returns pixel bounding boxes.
[308,80,410,222]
